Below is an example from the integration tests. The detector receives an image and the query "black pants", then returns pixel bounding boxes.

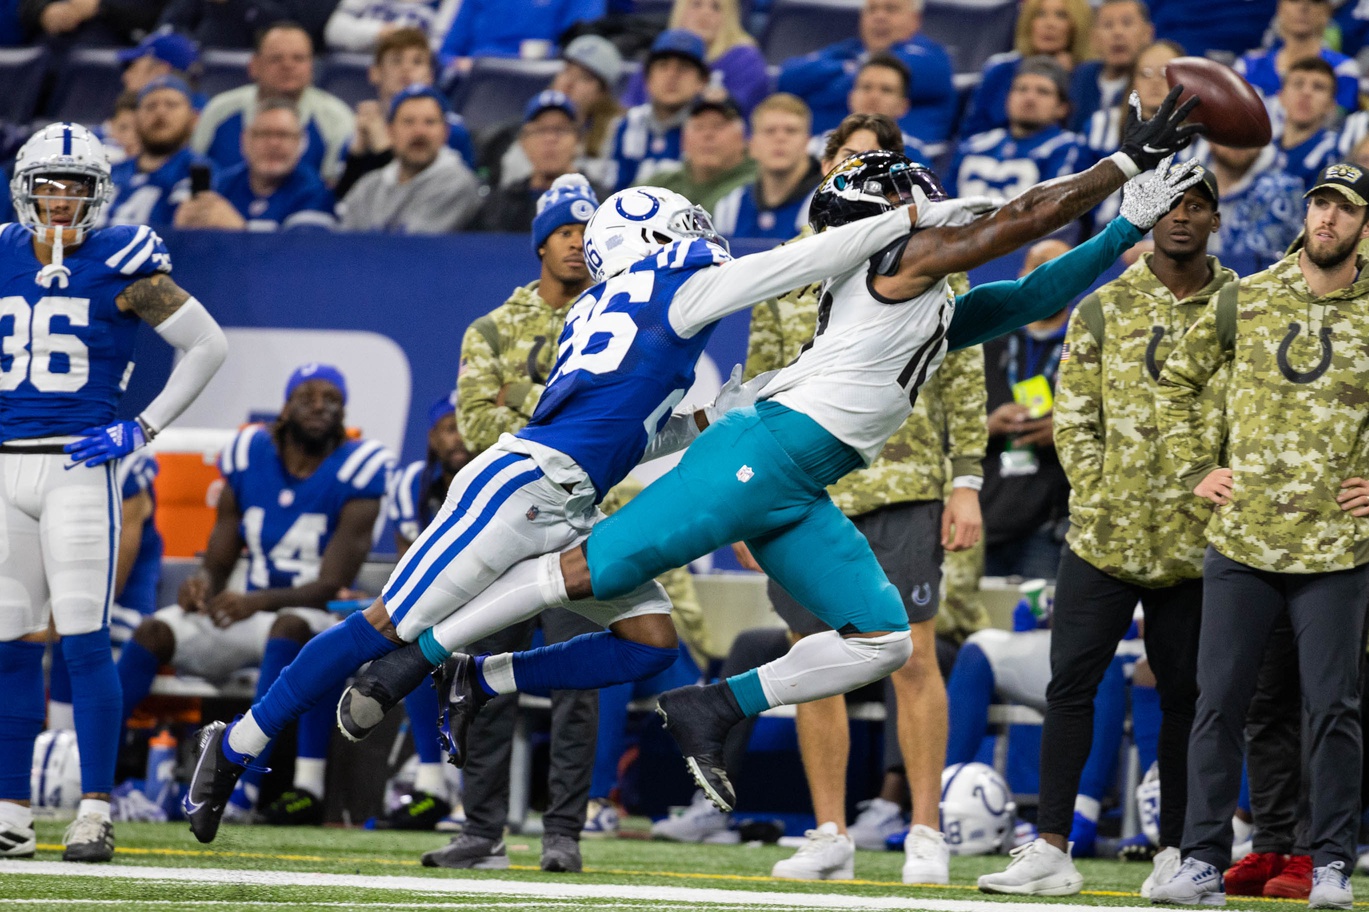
[1184,548,1369,870]
[461,606,601,841]
[1038,546,1203,846]
[1245,613,1309,855]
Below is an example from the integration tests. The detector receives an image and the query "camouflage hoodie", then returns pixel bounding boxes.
[1158,252,1369,574]
[1056,253,1236,587]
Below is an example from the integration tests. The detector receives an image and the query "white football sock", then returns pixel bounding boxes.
[228,710,269,759]
[293,758,326,798]
[480,653,518,694]
[757,630,912,708]
[47,701,74,732]
[431,553,564,653]
[78,798,111,822]
[414,762,446,797]
[1074,795,1100,822]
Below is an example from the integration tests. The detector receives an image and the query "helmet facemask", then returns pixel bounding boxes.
[13,171,110,246]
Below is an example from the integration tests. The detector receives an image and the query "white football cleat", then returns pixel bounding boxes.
[771,822,855,881]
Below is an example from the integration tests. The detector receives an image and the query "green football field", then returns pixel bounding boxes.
[1,818,1358,912]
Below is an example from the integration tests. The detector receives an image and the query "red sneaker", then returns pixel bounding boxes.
[1224,851,1285,896]
[1263,854,1312,899]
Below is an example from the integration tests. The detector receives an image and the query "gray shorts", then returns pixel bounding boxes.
[770,499,944,635]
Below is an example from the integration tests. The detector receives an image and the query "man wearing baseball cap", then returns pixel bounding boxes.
[606,29,710,190]
[1149,160,1369,907]
[120,30,202,97]
[648,93,757,214]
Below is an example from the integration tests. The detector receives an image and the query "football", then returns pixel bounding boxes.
[1165,56,1272,148]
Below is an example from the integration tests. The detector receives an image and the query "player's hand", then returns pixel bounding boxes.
[1117,86,1204,174]
[1119,155,1206,230]
[206,592,258,628]
[705,366,775,426]
[942,487,982,552]
[1337,477,1369,517]
[913,194,1002,230]
[986,402,1030,437]
[731,542,763,573]
[178,574,210,612]
[64,420,148,467]
[1194,467,1233,505]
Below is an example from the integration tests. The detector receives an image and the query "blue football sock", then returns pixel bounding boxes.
[945,641,994,765]
[62,629,122,796]
[49,642,72,705]
[509,631,677,693]
[724,668,769,717]
[256,637,303,703]
[254,612,395,740]
[117,639,161,721]
[592,682,633,798]
[402,683,443,764]
[0,641,46,800]
[297,678,345,761]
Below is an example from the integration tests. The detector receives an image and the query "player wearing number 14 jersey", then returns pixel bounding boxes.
[0,123,228,863]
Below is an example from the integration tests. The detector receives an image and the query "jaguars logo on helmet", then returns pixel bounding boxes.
[810,149,948,232]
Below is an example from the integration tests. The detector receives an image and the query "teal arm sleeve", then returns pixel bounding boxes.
[946,217,1145,350]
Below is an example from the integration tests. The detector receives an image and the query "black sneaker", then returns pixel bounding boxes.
[183,721,247,844]
[435,654,491,769]
[262,789,325,826]
[421,833,509,869]
[655,684,743,813]
[379,791,452,831]
[337,642,436,742]
[541,834,583,873]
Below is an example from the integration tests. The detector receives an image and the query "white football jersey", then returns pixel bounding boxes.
[761,267,954,464]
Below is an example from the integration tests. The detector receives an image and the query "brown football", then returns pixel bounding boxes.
[1164,56,1272,148]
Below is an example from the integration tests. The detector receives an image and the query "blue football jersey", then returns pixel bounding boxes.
[214,161,336,231]
[388,457,445,544]
[116,450,163,615]
[519,238,730,499]
[948,126,1085,200]
[107,147,205,228]
[1276,128,1339,191]
[219,426,393,590]
[0,223,170,441]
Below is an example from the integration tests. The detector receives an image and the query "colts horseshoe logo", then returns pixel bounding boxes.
[526,336,547,384]
[615,190,661,221]
[1144,326,1165,381]
[1276,322,1333,384]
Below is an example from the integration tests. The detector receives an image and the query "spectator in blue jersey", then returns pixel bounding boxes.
[777,0,956,142]
[119,30,203,101]
[807,53,933,162]
[1236,0,1361,114]
[106,76,205,228]
[948,58,1087,206]
[334,27,475,201]
[1145,0,1274,58]
[175,100,336,231]
[339,84,481,233]
[193,22,355,184]
[1195,137,1305,268]
[607,29,709,191]
[116,364,392,826]
[962,0,1094,140]
[1274,57,1341,189]
[1335,0,1369,59]
[474,92,609,232]
[645,94,757,214]
[713,93,821,240]
[325,0,458,52]
[619,0,768,116]
[435,0,603,66]
[383,393,471,830]
[159,1,294,49]
[1069,0,1153,132]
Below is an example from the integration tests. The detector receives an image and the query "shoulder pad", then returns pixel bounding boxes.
[336,438,394,493]
[219,425,265,476]
[99,225,172,278]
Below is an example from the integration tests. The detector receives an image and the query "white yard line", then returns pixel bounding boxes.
[0,861,1162,912]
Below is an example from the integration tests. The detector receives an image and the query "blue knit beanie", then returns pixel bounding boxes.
[531,174,599,255]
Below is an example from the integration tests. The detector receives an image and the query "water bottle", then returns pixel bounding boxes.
[145,728,179,814]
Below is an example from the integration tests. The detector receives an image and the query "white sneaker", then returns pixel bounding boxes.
[771,822,855,880]
[901,824,950,885]
[0,810,35,858]
[582,799,620,839]
[1142,847,1182,899]
[1148,856,1225,906]
[847,797,903,851]
[1310,861,1353,910]
[978,837,1084,896]
[651,789,734,843]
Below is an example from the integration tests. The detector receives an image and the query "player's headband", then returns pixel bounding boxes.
[285,363,348,404]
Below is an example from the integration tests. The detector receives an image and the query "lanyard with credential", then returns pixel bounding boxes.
[1006,331,1064,389]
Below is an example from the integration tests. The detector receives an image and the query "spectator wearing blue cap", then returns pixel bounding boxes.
[435,0,603,67]
[120,30,203,98]
[473,92,608,233]
[193,23,355,183]
[620,0,768,117]
[777,0,956,144]
[607,28,710,191]
[339,84,480,233]
[335,26,475,200]
[106,76,210,229]
[175,99,336,231]
[23,0,162,45]
[646,93,756,214]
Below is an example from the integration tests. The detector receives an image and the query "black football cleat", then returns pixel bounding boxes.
[655,684,744,813]
[435,654,491,769]
[337,642,436,742]
[183,721,247,844]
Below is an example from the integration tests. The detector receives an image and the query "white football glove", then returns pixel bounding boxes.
[703,365,776,426]
[913,192,1003,229]
[1118,154,1207,230]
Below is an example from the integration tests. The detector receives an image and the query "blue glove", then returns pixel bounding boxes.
[64,420,148,467]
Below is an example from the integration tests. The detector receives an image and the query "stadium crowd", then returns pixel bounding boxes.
[5,0,1369,909]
